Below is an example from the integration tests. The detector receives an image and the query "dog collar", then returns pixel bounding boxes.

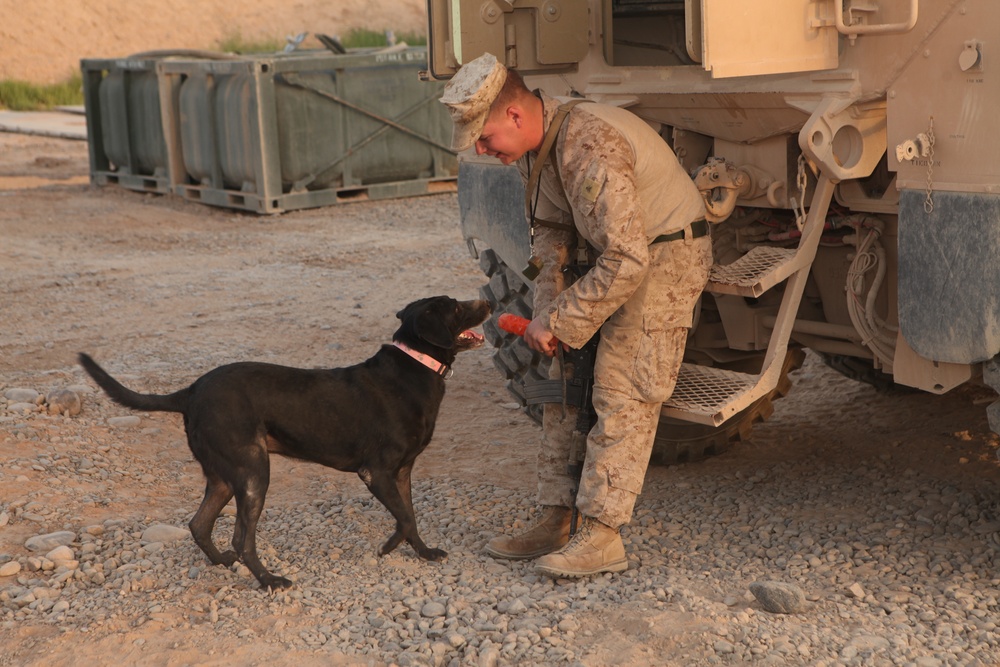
[393,342,453,378]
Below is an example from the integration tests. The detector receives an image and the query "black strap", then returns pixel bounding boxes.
[531,217,576,232]
[650,219,709,245]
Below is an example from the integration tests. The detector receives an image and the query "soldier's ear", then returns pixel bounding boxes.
[506,104,523,128]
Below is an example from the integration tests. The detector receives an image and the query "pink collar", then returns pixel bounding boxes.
[393,342,453,378]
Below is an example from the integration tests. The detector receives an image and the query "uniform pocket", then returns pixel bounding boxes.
[631,327,686,404]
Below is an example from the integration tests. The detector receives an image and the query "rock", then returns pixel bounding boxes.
[46,546,75,562]
[143,541,164,554]
[749,581,807,614]
[13,591,36,608]
[557,618,579,632]
[506,598,527,614]
[845,634,891,652]
[24,531,76,552]
[0,561,21,577]
[478,646,500,667]
[420,601,446,618]
[141,524,190,544]
[7,402,38,414]
[846,582,866,599]
[714,640,735,654]
[0,512,9,527]
[46,388,82,416]
[108,415,141,428]
[4,388,38,403]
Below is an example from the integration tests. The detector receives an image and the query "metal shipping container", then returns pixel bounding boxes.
[81,57,172,194]
[157,47,457,214]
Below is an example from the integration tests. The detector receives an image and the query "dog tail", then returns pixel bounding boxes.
[78,353,189,414]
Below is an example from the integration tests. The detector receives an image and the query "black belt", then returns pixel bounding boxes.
[650,219,709,245]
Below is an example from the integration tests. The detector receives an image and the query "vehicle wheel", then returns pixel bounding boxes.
[819,353,903,393]
[478,249,550,424]
[477,248,802,464]
[648,348,804,465]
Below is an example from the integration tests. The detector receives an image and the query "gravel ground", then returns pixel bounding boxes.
[3,376,1000,667]
[2,133,1000,666]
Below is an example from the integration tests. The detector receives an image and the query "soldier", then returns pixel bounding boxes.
[441,53,712,577]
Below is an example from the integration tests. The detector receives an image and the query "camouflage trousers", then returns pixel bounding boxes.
[536,235,712,528]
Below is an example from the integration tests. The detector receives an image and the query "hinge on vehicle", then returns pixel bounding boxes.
[810,0,841,29]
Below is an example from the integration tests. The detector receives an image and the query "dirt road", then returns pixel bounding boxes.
[2,132,1000,666]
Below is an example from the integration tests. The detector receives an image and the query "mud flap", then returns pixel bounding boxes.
[898,189,1000,365]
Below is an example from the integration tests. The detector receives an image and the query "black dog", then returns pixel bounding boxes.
[79,296,490,590]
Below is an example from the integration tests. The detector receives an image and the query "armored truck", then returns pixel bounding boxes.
[423,0,999,461]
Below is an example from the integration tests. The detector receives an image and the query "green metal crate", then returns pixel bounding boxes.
[81,57,172,193]
[157,47,457,214]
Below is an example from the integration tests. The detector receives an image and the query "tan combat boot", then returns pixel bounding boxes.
[484,506,573,560]
[533,517,628,577]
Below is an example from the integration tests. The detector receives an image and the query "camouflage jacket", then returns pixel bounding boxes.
[515,91,707,348]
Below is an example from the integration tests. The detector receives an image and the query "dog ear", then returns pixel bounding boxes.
[397,296,433,321]
[396,301,417,321]
[415,310,455,349]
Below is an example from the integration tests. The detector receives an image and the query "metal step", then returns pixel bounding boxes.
[662,363,760,427]
[708,246,801,298]
[665,175,838,427]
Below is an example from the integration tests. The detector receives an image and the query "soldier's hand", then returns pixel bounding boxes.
[524,317,559,357]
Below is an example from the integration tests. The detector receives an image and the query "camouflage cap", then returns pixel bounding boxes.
[440,53,507,152]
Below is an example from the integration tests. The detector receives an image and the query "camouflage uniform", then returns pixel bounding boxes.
[516,92,712,529]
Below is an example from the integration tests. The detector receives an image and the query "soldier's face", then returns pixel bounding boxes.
[475,109,528,165]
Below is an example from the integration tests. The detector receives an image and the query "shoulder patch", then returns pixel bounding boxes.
[581,177,601,203]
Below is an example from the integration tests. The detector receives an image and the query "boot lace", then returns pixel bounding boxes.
[561,519,597,554]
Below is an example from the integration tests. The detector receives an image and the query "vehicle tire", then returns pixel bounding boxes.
[819,353,903,393]
[476,248,802,465]
[648,347,804,465]
[478,249,550,424]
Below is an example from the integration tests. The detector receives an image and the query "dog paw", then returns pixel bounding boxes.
[260,575,293,591]
[420,547,448,562]
[216,550,240,567]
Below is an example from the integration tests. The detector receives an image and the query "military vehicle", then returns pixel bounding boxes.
[423,0,999,461]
